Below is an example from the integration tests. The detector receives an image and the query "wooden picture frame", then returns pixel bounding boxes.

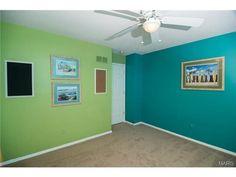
[52,82,81,106]
[181,57,225,91]
[51,55,80,80]
[94,68,107,94]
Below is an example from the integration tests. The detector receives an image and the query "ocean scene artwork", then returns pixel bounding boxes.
[52,83,81,106]
[57,86,78,102]
[185,63,218,86]
[51,56,80,79]
[56,59,77,76]
[182,57,224,90]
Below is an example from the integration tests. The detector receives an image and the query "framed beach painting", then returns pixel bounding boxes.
[181,57,224,91]
[52,83,81,106]
[51,55,80,79]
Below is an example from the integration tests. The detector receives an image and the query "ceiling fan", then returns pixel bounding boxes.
[94,10,204,45]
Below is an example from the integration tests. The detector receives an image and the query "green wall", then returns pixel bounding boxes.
[126,32,236,152]
[112,52,125,64]
[1,22,112,161]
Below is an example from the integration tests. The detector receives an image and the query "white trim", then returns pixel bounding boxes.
[123,65,126,122]
[94,68,108,95]
[0,130,112,166]
[124,121,142,126]
[5,60,35,98]
[137,121,236,157]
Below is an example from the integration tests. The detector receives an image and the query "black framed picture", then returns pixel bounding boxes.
[5,60,34,97]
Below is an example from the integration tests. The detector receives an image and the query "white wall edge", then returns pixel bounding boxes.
[139,122,236,157]
[0,130,112,167]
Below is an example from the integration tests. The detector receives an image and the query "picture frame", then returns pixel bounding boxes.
[181,57,225,91]
[52,82,81,106]
[51,55,80,80]
[5,60,34,98]
[94,68,107,94]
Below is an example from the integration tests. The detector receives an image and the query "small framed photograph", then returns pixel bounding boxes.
[51,55,80,80]
[94,68,107,94]
[181,57,224,90]
[52,83,81,106]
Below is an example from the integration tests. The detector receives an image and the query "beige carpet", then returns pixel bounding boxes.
[7,123,236,167]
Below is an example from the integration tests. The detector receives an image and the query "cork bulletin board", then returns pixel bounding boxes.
[95,68,107,94]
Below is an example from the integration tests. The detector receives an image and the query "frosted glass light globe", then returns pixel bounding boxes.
[143,18,161,33]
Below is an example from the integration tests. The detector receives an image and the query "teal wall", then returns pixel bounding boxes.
[126,54,143,123]
[126,32,236,152]
[1,22,112,161]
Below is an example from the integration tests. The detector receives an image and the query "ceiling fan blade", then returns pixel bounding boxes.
[131,26,143,38]
[105,23,142,40]
[161,17,204,27]
[142,31,152,45]
[94,10,138,22]
[113,10,143,18]
[160,23,191,31]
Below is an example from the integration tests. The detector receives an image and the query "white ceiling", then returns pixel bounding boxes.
[1,10,236,55]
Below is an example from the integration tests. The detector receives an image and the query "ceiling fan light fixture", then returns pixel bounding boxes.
[143,18,161,33]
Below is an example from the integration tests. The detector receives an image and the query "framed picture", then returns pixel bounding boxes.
[52,83,81,106]
[51,55,80,79]
[181,57,224,90]
[94,68,107,94]
[5,60,34,98]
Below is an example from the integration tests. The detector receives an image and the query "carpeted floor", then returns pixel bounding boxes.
[7,123,236,167]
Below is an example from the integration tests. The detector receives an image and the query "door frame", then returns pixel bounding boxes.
[112,63,126,125]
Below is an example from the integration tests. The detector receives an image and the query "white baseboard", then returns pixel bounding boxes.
[138,122,236,157]
[124,121,142,126]
[0,130,112,166]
